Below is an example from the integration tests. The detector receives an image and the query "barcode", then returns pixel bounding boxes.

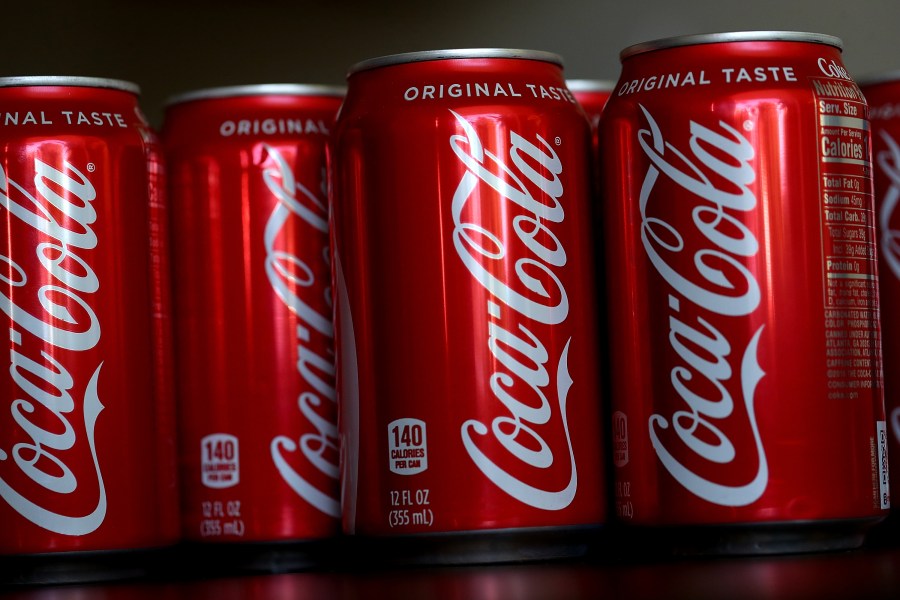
[877,421,891,509]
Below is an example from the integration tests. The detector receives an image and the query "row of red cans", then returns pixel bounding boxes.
[2,30,900,582]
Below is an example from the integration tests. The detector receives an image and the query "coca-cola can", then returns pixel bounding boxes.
[600,32,889,554]
[162,84,344,572]
[567,78,615,200]
[859,71,900,533]
[567,79,614,131]
[330,49,607,564]
[0,76,180,584]
[567,78,616,403]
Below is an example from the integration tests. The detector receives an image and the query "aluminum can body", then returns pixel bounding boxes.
[567,79,614,133]
[600,32,888,550]
[861,72,900,518]
[330,49,607,560]
[568,78,615,204]
[0,77,180,558]
[162,85,344,546]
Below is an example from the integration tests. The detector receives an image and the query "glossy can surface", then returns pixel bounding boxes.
[567,79,614,131]
[0,78,179,556]
[163,86,344,544]
[331,50,607,553]
[600,33,889,546]
[860,72,900,517]
[568,79,614,203]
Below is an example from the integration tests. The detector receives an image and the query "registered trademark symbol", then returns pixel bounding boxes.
[743,120,754,132]
[87,163,96,172]
[555,136,562,146]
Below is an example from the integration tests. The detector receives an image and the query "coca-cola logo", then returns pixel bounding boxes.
[817,58,853,82]
[261,144,340,518]
[449,110,578,511]
[637,105,769,507]
[876,130,900,281]
[0,159,107,534]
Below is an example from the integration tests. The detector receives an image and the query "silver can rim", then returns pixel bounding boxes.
[566,79,617,93]
[621,31,843,60]
[165,83,347,107]
[0,76,140,94]
[856,70,900,88]
[348,48,564,77]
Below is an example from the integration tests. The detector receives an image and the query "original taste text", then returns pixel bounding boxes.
[618,57,853,97]
[404,82,576,103]
[0,111,127,127]
[618,67,796,95]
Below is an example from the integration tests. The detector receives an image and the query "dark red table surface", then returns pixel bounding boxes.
[4,540,900,600]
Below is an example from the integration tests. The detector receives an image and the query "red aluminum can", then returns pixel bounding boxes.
[162,84,344,571]
[567,79,614,131]
[0,76,179,583]
[568,78,615,201]
[330,49,607,564]
[600,32,889,554]
[860,71,900,529]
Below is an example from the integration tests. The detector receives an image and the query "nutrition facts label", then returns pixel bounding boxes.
[815,77,883,399]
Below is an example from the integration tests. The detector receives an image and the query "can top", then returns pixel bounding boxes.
[0,76,140,94]
[566,79,616,92]
[165,83,347,107]
[621,31,843,60]
[348,48,564,77]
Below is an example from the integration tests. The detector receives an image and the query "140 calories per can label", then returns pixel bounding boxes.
[387,418,434,528]
[201,433,240,488]
[815,76,884,400]
[198,433,246,537]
